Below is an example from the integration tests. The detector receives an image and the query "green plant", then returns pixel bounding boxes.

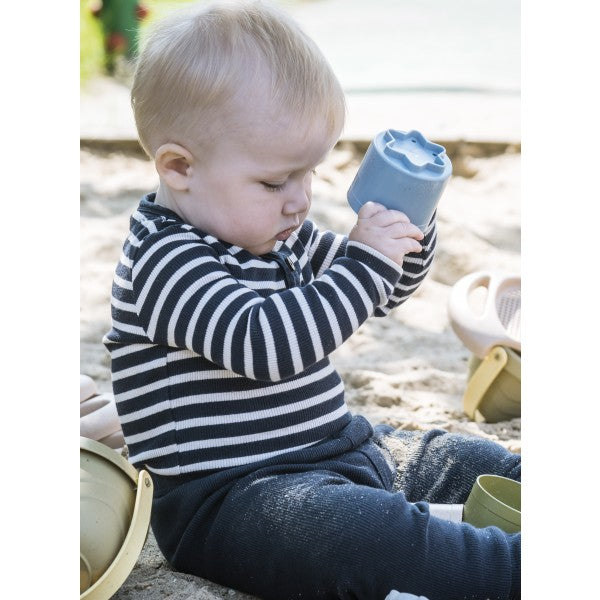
[80,0,105,83]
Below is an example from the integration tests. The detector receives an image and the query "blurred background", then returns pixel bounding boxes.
[80,0,520,143]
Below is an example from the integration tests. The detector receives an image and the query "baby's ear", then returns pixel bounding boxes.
[154,143,193,191]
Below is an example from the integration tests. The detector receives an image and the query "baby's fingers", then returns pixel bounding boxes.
[397,237,423,255]
[357,201,388,220]
[369,208,412,227]
[387,220,424,241]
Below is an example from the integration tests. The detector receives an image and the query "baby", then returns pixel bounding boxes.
[103,2,520,599]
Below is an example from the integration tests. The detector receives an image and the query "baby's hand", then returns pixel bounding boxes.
[349,201,424,266]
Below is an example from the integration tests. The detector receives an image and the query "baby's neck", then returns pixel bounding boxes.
[154,183,178,214]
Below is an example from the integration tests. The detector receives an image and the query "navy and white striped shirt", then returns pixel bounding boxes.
[103,193,436,475]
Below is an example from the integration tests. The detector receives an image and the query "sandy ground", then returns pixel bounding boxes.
[80,142,520,599]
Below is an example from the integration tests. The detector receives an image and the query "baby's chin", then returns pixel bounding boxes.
[242,240,277,257]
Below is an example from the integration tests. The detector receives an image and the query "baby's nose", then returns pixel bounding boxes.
[284,184,310,215]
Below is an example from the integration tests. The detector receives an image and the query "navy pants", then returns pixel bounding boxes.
[150,416,521,600]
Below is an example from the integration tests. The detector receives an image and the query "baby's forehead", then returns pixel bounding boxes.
[225,71,336,135]
[228,103,334,152]
[224,114,338,175]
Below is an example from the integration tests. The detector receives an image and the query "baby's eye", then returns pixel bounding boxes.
[261,181,285,192]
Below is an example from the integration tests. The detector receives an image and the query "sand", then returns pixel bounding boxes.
[80,141,520,599]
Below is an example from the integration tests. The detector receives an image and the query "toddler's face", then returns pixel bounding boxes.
[179,107,339,256]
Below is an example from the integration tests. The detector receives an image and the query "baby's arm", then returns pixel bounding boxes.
[306,202,436,315]
[372,209,437,316]
[129,226,404,382]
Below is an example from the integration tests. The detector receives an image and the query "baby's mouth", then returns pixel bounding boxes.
[276,225,297,241]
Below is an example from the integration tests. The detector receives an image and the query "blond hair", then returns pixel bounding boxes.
[131,0,346,157]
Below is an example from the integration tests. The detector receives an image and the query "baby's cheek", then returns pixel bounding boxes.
[303,173,313,195]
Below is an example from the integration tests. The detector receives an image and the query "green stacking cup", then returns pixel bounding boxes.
[463,474,520,533]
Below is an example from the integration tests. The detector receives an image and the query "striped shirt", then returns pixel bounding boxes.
[103,194,436,475]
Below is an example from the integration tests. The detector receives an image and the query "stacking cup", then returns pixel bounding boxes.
[463,474,521,533]
[347,129,452,231]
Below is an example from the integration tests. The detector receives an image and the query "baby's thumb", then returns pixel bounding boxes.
[357,201,386,219]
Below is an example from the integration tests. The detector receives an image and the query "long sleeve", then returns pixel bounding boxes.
[374,212,437,316]
[104,199,436,474]
[125,223,404,382]
[298,213,437,317]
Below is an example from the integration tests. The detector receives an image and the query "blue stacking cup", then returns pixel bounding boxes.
[347,129,452,231]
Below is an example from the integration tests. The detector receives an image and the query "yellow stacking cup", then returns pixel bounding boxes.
[464,346,521,423]
[80,437,153,599]
[463,474,520,534]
